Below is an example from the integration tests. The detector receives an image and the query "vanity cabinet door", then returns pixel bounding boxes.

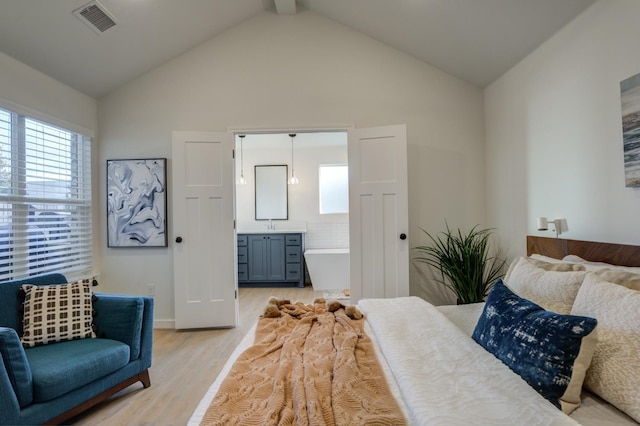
[247,235,268,281]
[247,234,285,281]
[265,234,285,280]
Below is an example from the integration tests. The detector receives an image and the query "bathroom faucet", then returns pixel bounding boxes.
[267,219,275,230]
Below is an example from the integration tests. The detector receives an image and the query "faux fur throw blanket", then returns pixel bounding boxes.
[201,298,406,426]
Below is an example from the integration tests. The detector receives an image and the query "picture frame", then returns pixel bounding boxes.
[621,72,640,187]
[107,158,168,247]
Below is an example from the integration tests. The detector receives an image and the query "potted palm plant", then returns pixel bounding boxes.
[413,223,506,304]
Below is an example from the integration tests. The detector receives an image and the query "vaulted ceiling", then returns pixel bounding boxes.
[0,0,596,98]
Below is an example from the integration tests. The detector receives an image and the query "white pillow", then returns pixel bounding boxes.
[503,257,520,283]
[505,257,587,314]
[571,274,640,423]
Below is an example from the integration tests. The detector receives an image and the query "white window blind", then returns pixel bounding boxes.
[0,107,92,281]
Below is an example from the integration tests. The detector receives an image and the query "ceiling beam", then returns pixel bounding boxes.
[274,0,296,15]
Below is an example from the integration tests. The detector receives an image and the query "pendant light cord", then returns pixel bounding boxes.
[240,136,244,177]
[239,134,246,184]
[289,133,298,184]
[290,134,295,176]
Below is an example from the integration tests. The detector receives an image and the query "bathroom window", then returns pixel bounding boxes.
[319,164,348,214]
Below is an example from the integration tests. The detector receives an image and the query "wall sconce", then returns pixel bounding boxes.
[288,133,299,185]
[237,134,247,185]
[537,217,568,238]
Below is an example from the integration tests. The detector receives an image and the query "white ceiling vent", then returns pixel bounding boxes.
[73,1,118,34]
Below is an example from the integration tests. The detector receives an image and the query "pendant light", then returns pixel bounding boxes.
[237,134,246,185]
[288,133,299,185]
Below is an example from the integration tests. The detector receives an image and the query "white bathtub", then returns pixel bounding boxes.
[304,249,350,291]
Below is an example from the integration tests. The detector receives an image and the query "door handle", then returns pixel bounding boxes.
[399,233,407,240]
[175,236,183,243]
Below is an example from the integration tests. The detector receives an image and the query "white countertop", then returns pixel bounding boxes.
[237,229,307,234]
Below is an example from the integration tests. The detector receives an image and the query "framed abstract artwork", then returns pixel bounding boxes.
[621,72,640,187]
[107,158,167,247]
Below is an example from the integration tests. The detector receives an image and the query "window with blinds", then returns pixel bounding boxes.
[0,107,92,282]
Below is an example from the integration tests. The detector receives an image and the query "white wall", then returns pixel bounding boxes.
[0,51,101,279]
[486,0,640,261]
[98,10,486,322]
[0,52,97,134]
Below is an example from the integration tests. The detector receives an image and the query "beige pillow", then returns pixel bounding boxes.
[562,255,610,266]
[505,257,587,314]
[563,255,640,274]
[592,269,640,291]
[530,254,567,263]
[503,256,583,283]
[571,274,640,423]
[528,258,586,272]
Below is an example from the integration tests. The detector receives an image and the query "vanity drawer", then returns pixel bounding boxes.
[285,246,301,263]
[237,235,248,246]
[285,234,301,246]
[237,246,248,263]
[237,263,248,281]
[286,263,301,281]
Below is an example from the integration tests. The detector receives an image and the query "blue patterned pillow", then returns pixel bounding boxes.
[472,280,598,414]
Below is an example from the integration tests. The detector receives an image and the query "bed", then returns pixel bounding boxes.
[189,236,640,425]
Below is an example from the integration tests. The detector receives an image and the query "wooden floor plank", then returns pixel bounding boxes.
[71,286,322,425]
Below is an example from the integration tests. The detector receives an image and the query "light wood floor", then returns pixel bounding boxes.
[71,286,322,425]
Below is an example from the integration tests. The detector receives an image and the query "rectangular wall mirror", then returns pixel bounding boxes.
[255,165,288,220]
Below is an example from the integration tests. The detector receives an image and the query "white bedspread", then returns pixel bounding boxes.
[358,296,579,426]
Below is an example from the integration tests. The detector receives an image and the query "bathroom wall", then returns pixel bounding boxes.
[235,131,349,249]
[304,222,349,250]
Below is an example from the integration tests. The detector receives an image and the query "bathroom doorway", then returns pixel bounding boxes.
[171,125,408,328]
[233,131,350,297]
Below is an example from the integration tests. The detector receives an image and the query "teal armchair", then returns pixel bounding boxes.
[0,273,153,425]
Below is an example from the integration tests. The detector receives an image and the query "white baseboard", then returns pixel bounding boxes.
[154,319,175,329]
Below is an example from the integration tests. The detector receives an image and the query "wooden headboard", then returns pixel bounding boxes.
[527,235,640,267]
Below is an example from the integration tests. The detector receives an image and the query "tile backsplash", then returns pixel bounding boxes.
[305,222,349,250]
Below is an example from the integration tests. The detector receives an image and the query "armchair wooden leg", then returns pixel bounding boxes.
[46,370,152,424]
[139,369,151,388]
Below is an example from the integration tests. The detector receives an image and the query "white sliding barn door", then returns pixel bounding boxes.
[348,124,409,302]
[172,131,237,329]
